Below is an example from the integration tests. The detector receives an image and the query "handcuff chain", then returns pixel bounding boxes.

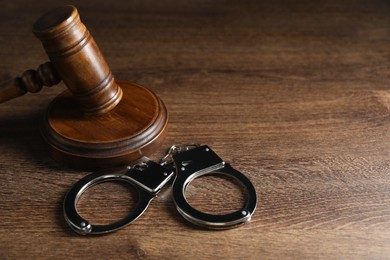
[160,143,200,167]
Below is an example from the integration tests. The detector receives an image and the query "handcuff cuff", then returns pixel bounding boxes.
[63,144,257,235]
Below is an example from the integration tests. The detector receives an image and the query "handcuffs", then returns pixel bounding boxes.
[64,145,257,235]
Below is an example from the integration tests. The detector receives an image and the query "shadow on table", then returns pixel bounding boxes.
[0,109,68,171]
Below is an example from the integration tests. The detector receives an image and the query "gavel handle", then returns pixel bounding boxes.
[0,62,61,103]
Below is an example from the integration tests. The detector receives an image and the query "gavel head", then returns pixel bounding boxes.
[33,5,123,115]
[0,5,169,170]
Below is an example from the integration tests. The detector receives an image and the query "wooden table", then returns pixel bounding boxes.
[1,0,389,258]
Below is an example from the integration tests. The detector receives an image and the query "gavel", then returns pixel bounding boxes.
[0,5,168,170]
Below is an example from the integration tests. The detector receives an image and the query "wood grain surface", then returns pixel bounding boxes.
[1,0,390,259]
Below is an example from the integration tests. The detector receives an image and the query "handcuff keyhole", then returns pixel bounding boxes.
[76,181,139,226]
[181,160,192,167]
[184,173,248,215]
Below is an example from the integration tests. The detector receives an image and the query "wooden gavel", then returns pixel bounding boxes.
[0,6,168,170]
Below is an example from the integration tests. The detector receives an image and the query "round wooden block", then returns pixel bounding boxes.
[41,81,168,170]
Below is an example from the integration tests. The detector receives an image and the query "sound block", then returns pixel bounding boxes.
[41,81,168,170]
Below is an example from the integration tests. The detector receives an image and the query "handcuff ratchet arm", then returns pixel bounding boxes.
[63,160,174,235]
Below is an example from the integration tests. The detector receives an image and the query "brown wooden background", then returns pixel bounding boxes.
[1,0,390,259]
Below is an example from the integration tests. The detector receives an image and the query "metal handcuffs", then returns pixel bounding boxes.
[63,145,257,235]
